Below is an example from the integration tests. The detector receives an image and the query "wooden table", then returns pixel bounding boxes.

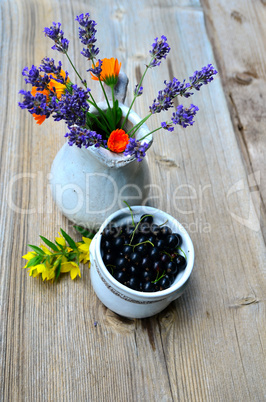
[0,0,265,400]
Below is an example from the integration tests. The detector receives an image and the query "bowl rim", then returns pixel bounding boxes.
[92,206,195,299]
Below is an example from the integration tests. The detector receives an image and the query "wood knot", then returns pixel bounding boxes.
[104,308,135,333]
[234,73,253,85]
[230,296,259,307]
[231,10,244,23]
[156,157,178,168]
[113,7,126,21]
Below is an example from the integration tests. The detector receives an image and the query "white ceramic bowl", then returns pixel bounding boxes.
[89,206,194,319]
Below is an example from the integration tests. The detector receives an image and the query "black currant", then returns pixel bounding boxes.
[175,254,187,270]
[166,234,180,250]
[150,247,160,261]
[140,214,153,224]
[142,281,155,292]
[160,226,172,237]
[113,270,128,283]
[128,277,142,291]
[166,261,178,275]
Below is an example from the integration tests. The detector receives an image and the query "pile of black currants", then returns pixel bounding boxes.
[100,214,187,292]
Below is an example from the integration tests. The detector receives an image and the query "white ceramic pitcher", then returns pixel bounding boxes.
[49,73,153,229]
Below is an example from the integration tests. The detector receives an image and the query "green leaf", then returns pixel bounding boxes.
[60,229,77,250]
[104,108,116,131]
[73,225,95,239]
[25,255,42,268]
[116,107,122,126]
[86,112,111,135]
[55,260,62,281]
[55,240,65,250]
[39,236,59,252]
[28,245,45,255]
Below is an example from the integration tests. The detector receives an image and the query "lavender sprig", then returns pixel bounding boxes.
[149,35,170,67]
[124,138,149,162]
[18,90,55,120]
[134,85,143,97]
[53,85,91,127]
[44,22,69,53]
[161,104,199,130]
[189,64,217,90]
[65,126,103,148]
[76,13,99,60]
[22,65,50,91]
[87,60,102,76]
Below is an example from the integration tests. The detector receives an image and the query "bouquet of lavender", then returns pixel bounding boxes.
[19,12,217,162]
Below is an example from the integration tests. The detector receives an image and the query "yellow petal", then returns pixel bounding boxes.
[70,266,81,280]
[61,262,72,273]
[36,264,46,273]
[55,236,66,247]
[40,245,52,255]
[78,243,90,253]
[22,251,37,260]
[82,237,92,246]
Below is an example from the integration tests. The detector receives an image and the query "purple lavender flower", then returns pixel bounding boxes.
[53,85,90,127]
[87,60,102,76]
[39,58,62,74]
[18,90,36,111]
[22,65,50,90]
[149,35,170,67]
[18,90,54,120]
[39,58,69,85]
[161,122,174,132]
[65,126,103,148]
[124,138,149,162]
[149,78,193,114]
[171,104,199,128]
[76,13,99,60]
[134,85,143,97]
[44,22,69,53]
[81,47,100,59]
[189,64,218,90]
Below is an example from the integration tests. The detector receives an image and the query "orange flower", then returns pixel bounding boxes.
[49,70,70,99]
[90,58,121,86]
[107,129,129,153]
[30,70,70,125]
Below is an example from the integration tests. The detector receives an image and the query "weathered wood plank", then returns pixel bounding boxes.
[0,0,265,401]
[201,0,266,241]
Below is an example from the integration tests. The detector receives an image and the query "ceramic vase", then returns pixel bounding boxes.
[49,95,153,229]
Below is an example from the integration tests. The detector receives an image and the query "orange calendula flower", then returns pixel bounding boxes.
[107,129,129,153]
[91,58,121,86]
[49,70,70,99]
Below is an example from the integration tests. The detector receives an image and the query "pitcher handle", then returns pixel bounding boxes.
[99,72,129,104]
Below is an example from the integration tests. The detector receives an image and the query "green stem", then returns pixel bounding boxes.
[111,84,116,125]
[87,94,113,132]
[120,59,153,130]
[127,113,152,137]
[65,52,86,88]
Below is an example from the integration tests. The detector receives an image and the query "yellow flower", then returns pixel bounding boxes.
[40,245,52,255]
[22,251,37,267]
[78,237,92,264]
[90,58,121,86]
[61,261,81,280]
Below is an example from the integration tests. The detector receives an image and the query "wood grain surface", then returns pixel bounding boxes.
[0,0,265,401]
